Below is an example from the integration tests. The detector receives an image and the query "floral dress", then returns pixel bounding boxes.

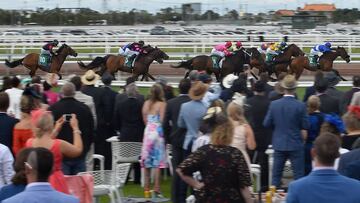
[140,114,167,168]
[178,145,251,203]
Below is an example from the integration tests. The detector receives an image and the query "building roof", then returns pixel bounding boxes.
[275,9,295,16]
[300,4,336,12]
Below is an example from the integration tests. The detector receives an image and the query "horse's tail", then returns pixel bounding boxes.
[5,58,24,68]
[171,59,193,70]
[78,56,107,70]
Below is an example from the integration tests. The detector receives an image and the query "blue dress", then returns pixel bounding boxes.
[140,114,167,168]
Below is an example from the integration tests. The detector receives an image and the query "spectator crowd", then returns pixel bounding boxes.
[0,70,359,203]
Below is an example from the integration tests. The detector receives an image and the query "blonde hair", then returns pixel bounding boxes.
[33,112,54,138]
[227,102,248,125]
[209,113,234,146]
[148,84,165,108]
[343,111,360,132]
[307,95,321,114]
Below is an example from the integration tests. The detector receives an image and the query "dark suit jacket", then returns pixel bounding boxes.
[287,169,360,203]
[163,95,191,146]
[49,97,94,160]
[113,97,145,142]
[318,93,340,115]
[81,85,106,126]
[246,95,272,151]
[101,86,117,131]
[303,86,316,102]
[115,92,145,107]
[341,87,360,114]
[263,96,309,151]
[338,148,360,176]
[0,113,18,150]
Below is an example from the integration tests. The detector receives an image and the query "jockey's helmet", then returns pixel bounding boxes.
[261,43,268,50]
[325,42,331,48]
[53,39,59,46]
[138,40,145,46]
[236,41,242,48]
[225,41,232,48]
[280,42,287,47]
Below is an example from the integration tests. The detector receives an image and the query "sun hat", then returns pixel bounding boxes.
[189,81,208,101]
[280,75,297,90]
[81,70,100,85]
[222,74,239,89]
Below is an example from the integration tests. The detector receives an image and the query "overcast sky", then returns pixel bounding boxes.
[0,0,358,14]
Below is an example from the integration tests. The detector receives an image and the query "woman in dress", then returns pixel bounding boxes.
[227,94,256,171]
[177,110,252,203]
[12,94,34,156]
[26,111,83,194]
[141,84,167,197]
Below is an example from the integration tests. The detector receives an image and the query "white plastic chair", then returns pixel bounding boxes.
[250,164,261,192]
[86,144,105,171]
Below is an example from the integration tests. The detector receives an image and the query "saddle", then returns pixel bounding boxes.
[308,55,319,67]
[124,55,138,69]
[210,55,223,69]
[38,54,51,71]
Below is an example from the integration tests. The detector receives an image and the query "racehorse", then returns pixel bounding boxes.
[171,48,264,81]
[77,46,169,81]
[5,44,77,79]
[290,46,350,80]
[265,44,304,79]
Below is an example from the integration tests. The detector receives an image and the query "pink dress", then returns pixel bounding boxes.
[43,90,59,106]
[26,139,70,194]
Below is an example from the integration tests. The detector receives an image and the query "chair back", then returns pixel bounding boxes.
[65,174,94,203]
[112,142,143,164]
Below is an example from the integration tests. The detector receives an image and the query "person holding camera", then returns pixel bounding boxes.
[26,110,83,194]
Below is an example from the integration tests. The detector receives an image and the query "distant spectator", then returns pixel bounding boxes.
[303,71,323,102]
[259,72,274,97]
[42,81,59,106]
[30,76,42,85]
[0,76,12,92]
[113,82,145,184]
[49,82,93,175]
[315,78,340,115]
[268,72,287,101]
[263,75,308,187]
[338,138,360,180]
[304,95,325,175]
[324,71,344,106]
[156,76,175,101]
[342,105,360,150]
[286,133,360,203]
[0,144,14,189]
[188,70,199,83]
[69,76,97,127]
[197,72,221,108]
[12,95,34,156]
[220,74,238,102]
[351,91,360,106]
[2,148,79,203]
[5,76,23,119]
[115,76,144,106]
[245,80,272,190]
[163,79,191,203]
[0,92,18,150]
[0,148,33,201]
[341,75,360,114]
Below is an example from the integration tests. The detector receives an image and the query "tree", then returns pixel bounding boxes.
[201,10,220,20]
[156,7,182,22]
[227,9,238,20]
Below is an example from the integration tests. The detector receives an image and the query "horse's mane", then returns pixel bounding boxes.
[56,44,66,53]
[282,44,294,53]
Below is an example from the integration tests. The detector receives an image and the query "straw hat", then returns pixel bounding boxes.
[189,81,208,100]
[222,74,239,89]
[81,70,100,85]
[280,75,297,90]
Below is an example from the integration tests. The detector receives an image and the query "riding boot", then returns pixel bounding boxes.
[128,54,136,62]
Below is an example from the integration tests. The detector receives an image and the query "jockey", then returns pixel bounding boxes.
[257,43,268,55]
[277,41,287,54]
[211,41,232,58]
[118,40,145,59]
[41,40,59,57]
[230,41,243,52]
[310,42,332,62]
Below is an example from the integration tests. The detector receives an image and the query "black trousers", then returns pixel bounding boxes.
[253,149,269,192]
[171,146,188,203]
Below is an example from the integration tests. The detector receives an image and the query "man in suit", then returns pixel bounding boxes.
[341,75,360,114]
[49,83,94,175]
[286,133,360,203]
[163,79,191,203]
[315,78,340,115]
[338,140,360,180]
[95,73,117,170]
[3,148,79,203]
[0,92,18,150]
[324,71,344,102]
[246,80,272,191]
[263,75,309,187]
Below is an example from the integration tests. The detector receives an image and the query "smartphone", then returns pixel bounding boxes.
[64,114,72,122]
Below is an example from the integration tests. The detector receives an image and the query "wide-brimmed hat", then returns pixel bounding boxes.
[189,81,208,100]
[324,71,340,87]
[81,70,100,85]
[222,74,239,89]
[280,75,297,90]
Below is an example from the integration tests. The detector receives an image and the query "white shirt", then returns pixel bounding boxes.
[26,182,51,189]
[5,87,23,119]
[0,144,14,189]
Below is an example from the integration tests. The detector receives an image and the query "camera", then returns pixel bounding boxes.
[64,114,72,122]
